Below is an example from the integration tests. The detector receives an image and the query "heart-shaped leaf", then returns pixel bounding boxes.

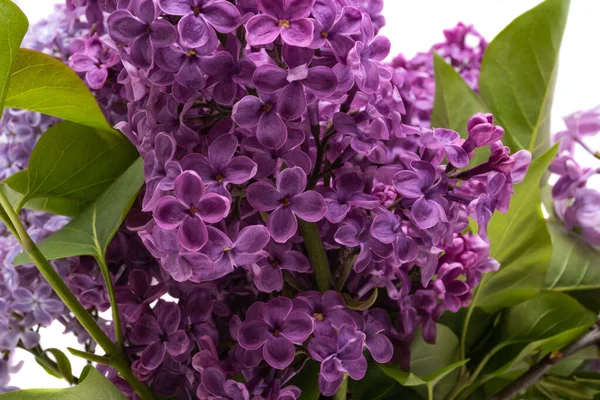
[545,221,600,291]
[4,49,113,131]
[479,0,570,156]
[0,365,126,399]
[0,0,27,110]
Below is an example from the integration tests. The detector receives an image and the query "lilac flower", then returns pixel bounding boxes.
[431,262,470,312]
[180,292,218,344]
[131,301,190,370]
[238,297,314,369]
[0,320,40,350]
[351,311,393,363]
[563,188,600,245]
[421,128,469,168]
[11,285,63,327]
[201,225,271,280]
[107,0,177,68]
[320,172,380,223]
[153,171,231,251]
[157,0,241,49]
[115,269,167,323]
[393,161,449,229]
[371,211,419,264]
[181,134,257,200]
[198,367,250,400]
[68,34,119,89]
[252,242,311,293]
[347,14,390,93]
[245,0,315,47]
[233,93,288,150]
[309,1,361,62]
[142,132,182,211]
[332,112,388,161]
[246,166,327,242]
[253,61,338,120]
[292,290,355,337]
[308,324,367,396]
[199,36,256,105]
[462,113,504,154]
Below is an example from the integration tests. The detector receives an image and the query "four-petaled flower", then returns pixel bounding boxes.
[246,0,316,47]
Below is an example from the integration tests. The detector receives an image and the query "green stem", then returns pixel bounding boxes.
[333,373,348,400]
[298,218,331,293]
[96,257,123,346]
[427,383,434,400]
[0,191,115,353]
[67,347,110,365]
[23,345,78,385]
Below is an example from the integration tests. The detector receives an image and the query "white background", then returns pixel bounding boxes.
[10,0,600,389]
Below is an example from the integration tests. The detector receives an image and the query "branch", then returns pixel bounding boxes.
[490,321,600,400]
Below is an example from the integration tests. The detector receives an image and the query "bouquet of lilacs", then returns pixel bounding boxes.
[0,0,598,399]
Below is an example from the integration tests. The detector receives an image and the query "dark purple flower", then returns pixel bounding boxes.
[115,269,167,323]
[153,170,231,251]
[332,112,388,161]
[197,367,249,400]
[292,290,355,337]
[180,291,218,345]
[238,296,314,369]
[233,93,288,150]
[346,14,390,93]
[308,324,367,396]
[393,161,449,229]
[181,134,257,199]
[107,0,177,68]
[320,172,380,223]
[350,311,393,363]
[252,241,311,293]
[431,262,470,312]
[201,225,271,280]
[131,301,190,370]
[309,0,361,62]
[69,34,119,89]
[246,166,327,242]
[246,0,315,47]
[370,211,419,264]
[158,0,241,49]
[142,132,182,211]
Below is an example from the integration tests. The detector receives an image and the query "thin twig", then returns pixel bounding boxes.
[490,321,600,400]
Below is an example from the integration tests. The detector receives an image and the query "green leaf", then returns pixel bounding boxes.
[0,0,28,110]
[485,292,595,377]
[14,157,143,265]
[45,349,74,385]
[343,288,378,311]
[4,49,112,131]
[474,145,558,312]
[2,120,138,213]
[0,365,126,399]
[288,360,320,400]
[479,0,570,156]
[379,325,467,399]
[545,220,600,291]
[350,361,399,400]
[431,52,487,137]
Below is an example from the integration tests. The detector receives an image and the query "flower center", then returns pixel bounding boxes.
[186,49,196,57]
[188,204,198,216]
[320,31,328,38]
[272,328,280,337]
[146,25,152,34]
[262,103,273,113]
[216,174,224,183]
[192,6,201,16]
[160,334,169,343]
[313,312,324,321]
[271,259,280,268]
[281,197,291,207]
[223,247,232,252]
[278,19,290,29]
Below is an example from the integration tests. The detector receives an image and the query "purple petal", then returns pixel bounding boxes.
[69,54,96,72]
[85,68,108,90]
[196,193,230,223]
[308,336,337,361]
[209,134,237,171]
[166,330,190,356]
[263,336,295,369]
[178,216,208,251]
[178,14,211,48]
[281,311,314,343]
[267,207,297,243]
[395,234,418,263]
[445,144,469,168]
[276,166,307,197]
[246,15,281,46]
[174,171,205,207]
[107,10,146,44]
[222,156,257,184]
[281,251,311,272]
[370,214,397,244]
[291,191,327,222]
[255,265,284,293]
[412,197,440,229]
[129,34,153,69]
[277,81,306,120]
[149,19,178,48]
[232,95,263,127]
[264,296,293,326]
[332,6,362,34]
[253,64,288,93]
[258,111,287,150]
[287,0,314,19]
[201,368,227,397]
[392,171,423,198]
[157,0,190,15]
[133,0,157,25]
[366,334,393,363]
[202,1,241,33]
[247,181,283,211]
[154,196,187,229]
[312,0,336,30]
[140,341,166,370]
[368,36,391,61]
[235,225,270,253]
[341,355,367,380]
[238,319,271,350]
[304,66,337,97]
[281,19,314,47]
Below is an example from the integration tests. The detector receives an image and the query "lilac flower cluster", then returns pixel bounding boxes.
[550,106,600,245]
[390,23,487,127]
[1,1,534,398]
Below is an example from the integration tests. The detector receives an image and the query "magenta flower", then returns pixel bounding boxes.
[370,211,419,263]
[107,0,177,68]
[421,128,469,168]
[238,297,314,369]
[308,324,367,396]
[431,262,470,312]
[292,291,356,337]
[253,242,311,293]
[153,171,231,251]
[320,172,380,223]
[181,134,257,200]
[233,93,288,150]
[245,0,315,47]
[157,0,241,49]
[131,301,190,370]
[309,0,362,62]
[68,34,119,89]
[246,167,327,243]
